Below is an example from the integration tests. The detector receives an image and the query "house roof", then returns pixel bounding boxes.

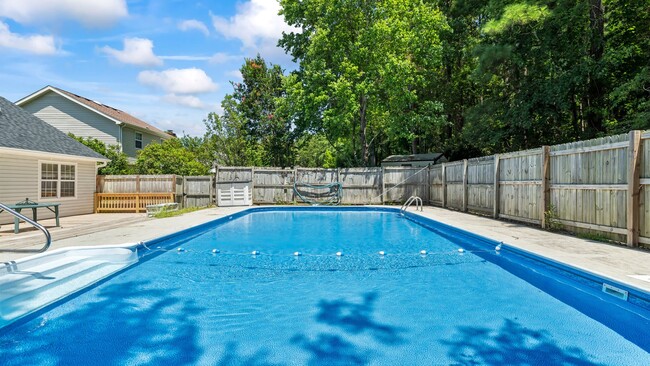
[382,153,446,163]
[0,96,108,161]
[16,86,172,139]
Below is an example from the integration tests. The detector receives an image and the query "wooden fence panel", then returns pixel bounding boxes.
[445,162,465,210]
[183,176,214,208]
[383,167,428,203]
[429,165,443,205]
[340,168,382,204]
[498,149,542,224]
[96,175,175,193]
[467,157,494,214]
[253,168,295,204]
[217,167,253,182]
[549,134,629,239]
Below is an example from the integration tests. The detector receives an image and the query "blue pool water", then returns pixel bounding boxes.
[1,207,649,365]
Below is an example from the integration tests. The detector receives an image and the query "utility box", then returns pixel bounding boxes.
[217,181,253,206]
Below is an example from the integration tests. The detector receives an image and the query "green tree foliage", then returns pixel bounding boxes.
[200,0,649,167]
[280,0,448,166]
[203,56,294,167]
[134,139,209,175]
[295,133,337,168]
[68,134,132,175]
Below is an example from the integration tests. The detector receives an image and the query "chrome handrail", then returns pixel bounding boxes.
[0,203,52,253]
[400,196,423,214]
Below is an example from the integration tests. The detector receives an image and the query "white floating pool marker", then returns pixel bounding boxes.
[458,248,465,253]
[212,249,220,254]
[378,251,385,256]
[177,247,184,252]
[294,251,302,256]
[251,250,260,255]
[420,250,427,255]
[336,251,343,257]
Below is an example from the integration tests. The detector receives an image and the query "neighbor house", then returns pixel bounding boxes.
[0,96,109,225]
[16,86,172,160]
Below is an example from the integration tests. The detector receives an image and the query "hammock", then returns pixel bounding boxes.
[294,182,343,205]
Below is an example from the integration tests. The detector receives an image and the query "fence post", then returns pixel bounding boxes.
[182,176,187,209]
[381,167,386,205]
[627,130,642,247]
[493,154,500,218]
[462,159,468,212]
[540,146,551,228]
[293,168,297,204]
[427,165,431,205]
[214,167,219,206]
[251,167,255,205]
[135,175,141,193]
[209,175,214,206]
[441,163,447,208]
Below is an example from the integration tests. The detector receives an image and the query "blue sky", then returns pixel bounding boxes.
[0,0,297,136]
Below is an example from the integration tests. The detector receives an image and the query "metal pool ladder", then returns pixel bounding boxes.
[400,196,423,215]
[0,203,52,253]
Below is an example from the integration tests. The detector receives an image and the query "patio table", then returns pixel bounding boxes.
[0,201,60,234]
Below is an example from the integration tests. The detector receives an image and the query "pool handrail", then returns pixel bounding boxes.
[0,202,52,253]
[400,196,423,214]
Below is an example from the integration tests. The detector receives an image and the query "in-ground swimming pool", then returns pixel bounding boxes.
[1,207,649,365]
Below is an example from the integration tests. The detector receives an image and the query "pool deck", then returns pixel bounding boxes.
[1,205,649,292]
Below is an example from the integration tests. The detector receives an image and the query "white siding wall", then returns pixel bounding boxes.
[0,153,97,225]
[20,92,120,147]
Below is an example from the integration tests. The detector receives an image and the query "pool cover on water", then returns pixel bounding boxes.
[1,208,649,365]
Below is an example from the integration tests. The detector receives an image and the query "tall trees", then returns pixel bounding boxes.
[198,0,649,167]
[280,0,448,166]
[204,55,294,167]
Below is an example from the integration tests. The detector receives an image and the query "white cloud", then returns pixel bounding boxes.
[160,55,210,61]
[137,68,218,94]
[0,21,58,55]
[101,38,163,67]
[101,38,162,67]
[225,69,243,81]
[163,94,206,109]
[209,52,242,64]
[178,19,209,36]
[211,0,297,50]
[0,0,128,28]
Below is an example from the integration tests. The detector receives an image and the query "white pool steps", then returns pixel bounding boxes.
[0,246,138,329]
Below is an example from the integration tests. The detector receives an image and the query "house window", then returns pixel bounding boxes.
[135,132,143,149]
[40,163,76,199]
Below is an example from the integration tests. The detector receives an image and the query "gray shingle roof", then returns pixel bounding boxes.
[0,96,107,160]
[382,153,446,163]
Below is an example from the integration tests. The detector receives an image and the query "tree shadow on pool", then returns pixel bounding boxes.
[0,279,203,366]
[441,318,604,366]
[292,291,406,365]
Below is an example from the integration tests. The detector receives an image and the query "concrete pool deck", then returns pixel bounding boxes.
[1,205,649,292]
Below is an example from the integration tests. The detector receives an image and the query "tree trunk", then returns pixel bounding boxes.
[359,94,369,166]
[584,0,605,134]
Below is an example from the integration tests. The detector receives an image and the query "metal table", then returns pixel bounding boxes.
[0,202,60,233]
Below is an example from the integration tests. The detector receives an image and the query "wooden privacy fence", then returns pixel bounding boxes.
[432,130,648,247]
[216,166,427,205]
[95,175,215,212]
[217,129,649,247]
